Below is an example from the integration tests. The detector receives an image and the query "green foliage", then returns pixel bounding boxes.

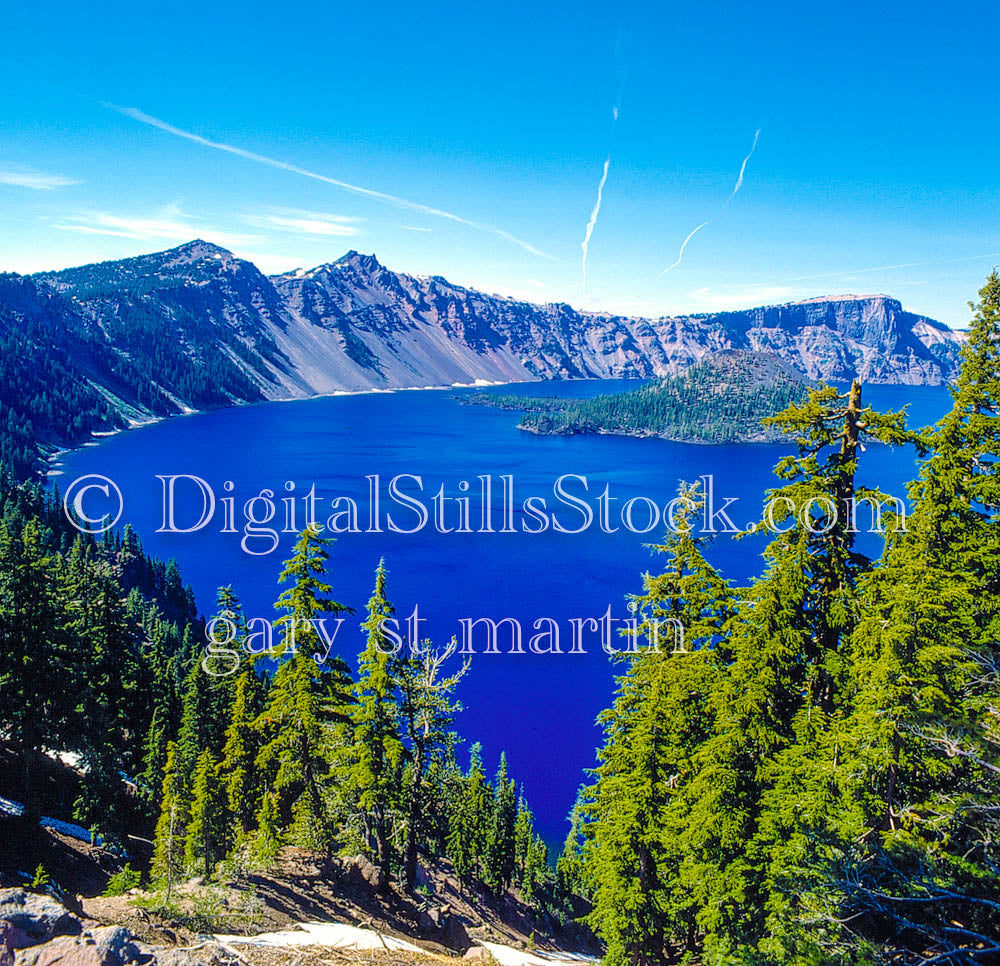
[466,350,809,443]
[395,637,469,892]
[483,753,518,894]
[447,743,494,882]
[252,525,354,852]
[338,558,403,891]
[103,864,142,896]
[0,442,556,924]
[0,477,199,838]
[219,670,264,842]
[184,749,228,877]
[29,865,50,892]
[576,273,1000,965]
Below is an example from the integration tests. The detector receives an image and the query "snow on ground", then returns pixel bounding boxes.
[215,922,424,953]
[477,941,599,966]
[215,922,595,965]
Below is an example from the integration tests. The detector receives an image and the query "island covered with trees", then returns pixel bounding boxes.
[463,349,812,443]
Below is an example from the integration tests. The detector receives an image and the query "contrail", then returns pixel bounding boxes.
[581,157,610,290]
[725,128,761,207]
[108,104,556,260]
[578,32,629,291]
[659,222,708,276]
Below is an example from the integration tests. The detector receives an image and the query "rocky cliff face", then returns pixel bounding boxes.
[268,250,964,393]
[20,241,965,420]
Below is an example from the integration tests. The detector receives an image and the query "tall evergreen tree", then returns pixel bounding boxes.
[254,525,352,851]
[184,749,228,877]
[774,273,1000,962]
[395,639,467,893]
[0,517,69,823]
[343,559,401,893]
[219,669,264,842]
[152,741,189,894]
[582,483,734,963]
[513,793,548,904]
[447,742,493,883]
[483,752,517,894]
[66,548,135,846]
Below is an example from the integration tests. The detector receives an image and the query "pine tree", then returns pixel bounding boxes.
[582,483,734,963]
[0,517,69,822]
[219,670,264,841]
[513,790,534,884]
[395,639,467,893]
[513,794,548,905]
[447,742,494,883]
[254,525,352,851]
[483,752,517,894]
[175,658,216,786]
[68,551,135,846]
[140,625,176,802]
[152,741,189,894]
[681,382,916,962]
[556,791,588,901]
[780,273,1000,962]
[344,559,401,893]
[184,749,228,877]
[251,789,283,861]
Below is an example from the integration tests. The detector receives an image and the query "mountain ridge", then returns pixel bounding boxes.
[0,241,967,475]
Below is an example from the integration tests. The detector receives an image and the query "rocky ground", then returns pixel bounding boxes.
[0,821,597,966]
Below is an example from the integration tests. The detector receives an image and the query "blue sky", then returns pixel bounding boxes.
[1,0,998,325]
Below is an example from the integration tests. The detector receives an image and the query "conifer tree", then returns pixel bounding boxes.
[513,790,535,883]
[184,749,228,877]
[780,273,1000,962]
[513,794,548,904]
[175,658,216,786]
[219,670,264,841]
[395,638,467,892]
[67,551,135,845]
[447,742,493,883]
[254,525,352,851]
[344,559,401,893]
[250,789,282,862]
[483,752,517,893]
[556,791,588,901]
[140,627,177,802]
[0,517,69,822]
[582,483,734,963]
[153,741,189,894]
[681,382,915,962]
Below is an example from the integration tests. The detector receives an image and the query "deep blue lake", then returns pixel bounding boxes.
[53,381,953,851]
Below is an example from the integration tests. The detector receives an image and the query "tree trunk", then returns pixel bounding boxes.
[375,807,391,894]
[404,742,425,893]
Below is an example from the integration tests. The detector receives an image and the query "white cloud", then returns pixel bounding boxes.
[110,104,555,259]
[245,208,362,237]
[401,225,432,232]
[51,205,259,248]
[0,167,81,190]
